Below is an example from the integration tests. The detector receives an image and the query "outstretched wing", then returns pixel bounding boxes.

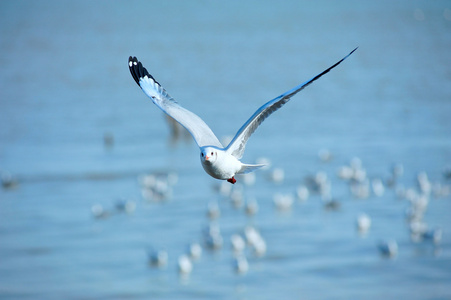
[225,47,358,159]
[128,56,223,149]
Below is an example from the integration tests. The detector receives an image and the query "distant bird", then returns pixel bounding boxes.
[103,132,114,148]
[91,204,110,219]
[128,48,357,184]
[203,224,223,250]
[273,193,294,211]
[187,242,202,260]
[305,171,331,197]
[356,213,371,233]
[148,250,168,268]
[230,234,246,254]
[233,255,249,274]
[245,198,259,216]
[318,148,333,162]
[386,163,404,187]
[296,185,309,202]
[267,167,285,183]
[244,226,267,257]
[239,172,256,186]
[230,188,245,209]
[422,227,443,245]
[252,237,267,257]
[417,171,432,195]
[378,240,398,258]
[323,199,341,211]
[410,223,443,245]
[409,221,428,242]
[177,254,193,275]
[207,201,220,219]
[139,172,174,202]
[115,199,136,214]
[371,178,385,197]
[1,172,18,189]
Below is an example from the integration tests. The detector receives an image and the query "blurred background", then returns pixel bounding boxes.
[1,0,450,299]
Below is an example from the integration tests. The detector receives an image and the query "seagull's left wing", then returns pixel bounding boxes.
[225,47,358,159]
[129,56,223,149]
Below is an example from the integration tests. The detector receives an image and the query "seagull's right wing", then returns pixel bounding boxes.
[225,47,358,159]
[129,57,223,149]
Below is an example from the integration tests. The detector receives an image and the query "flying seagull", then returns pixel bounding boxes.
[129,47,357,184]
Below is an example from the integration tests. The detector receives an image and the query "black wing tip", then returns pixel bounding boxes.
[348,46,358,57]
[128,56,161,87]
[338,47,358,65]
[128,56,141,85]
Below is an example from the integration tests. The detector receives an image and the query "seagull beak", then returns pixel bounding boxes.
[205,155,210,161]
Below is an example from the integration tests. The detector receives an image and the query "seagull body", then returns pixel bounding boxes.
[199,146,246,183]
[129,48,357,184]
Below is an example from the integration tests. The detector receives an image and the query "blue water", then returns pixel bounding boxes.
[1,1,451,299]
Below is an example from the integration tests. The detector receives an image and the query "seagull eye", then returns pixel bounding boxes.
[201,153,204,157]
[211,152,214,156]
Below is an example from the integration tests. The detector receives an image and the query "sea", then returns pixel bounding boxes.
[1,1,450,299]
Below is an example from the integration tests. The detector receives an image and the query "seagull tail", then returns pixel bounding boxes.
[238,163,266,175]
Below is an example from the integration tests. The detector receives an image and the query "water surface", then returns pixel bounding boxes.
[1,1,450,299]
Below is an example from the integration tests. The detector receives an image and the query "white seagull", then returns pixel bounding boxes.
[129,48,357,184]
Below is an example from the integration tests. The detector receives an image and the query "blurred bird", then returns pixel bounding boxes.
[422,227,443,245]
[1,172,18,189]
[148,249,168,268]
[323,199,341,211]
[378,240,398,258]
[207,201,220,219]
[177,254,193,275]
[233,255,249,274]
[371,178,385,197]
[296,184,309,202]
[128,48,357,184]
[356,213,371,234]
[244,226,267,257]
[91,204,110,219]
[231,234,246,254]
[230,188,244,209]
[139,172,175,202]
[240,172,257,186]
[187,242,202,260]
[245,198,259,216]
[103,132,114,148]
[318,148,333,162]
[273,193,294,211]
[267,167,285,183]
[203,223,223,250]
[305,171,331,198]
[115,199,136,214]
[417,172,432,195]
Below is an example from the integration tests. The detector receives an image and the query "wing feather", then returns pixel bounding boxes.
[128,57,223,149]
[225,47,358,159]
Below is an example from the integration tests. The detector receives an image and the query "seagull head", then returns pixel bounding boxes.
[201,147,218,164]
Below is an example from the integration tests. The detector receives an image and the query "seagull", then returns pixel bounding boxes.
[128,48,357,184]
